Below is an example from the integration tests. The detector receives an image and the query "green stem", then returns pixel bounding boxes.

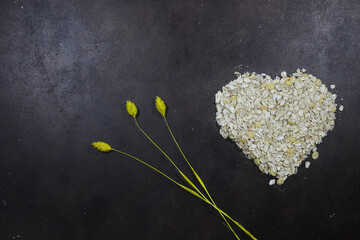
[199,198,257,240]
[134,118,182,174]
[112,149,203,200]
[112,148,256,240]
[211,208,257,240]
[163,117,193,173]
[133,118,207,200]
[163,117,239,239]
[133,117,254,239]
[112,148,180,187]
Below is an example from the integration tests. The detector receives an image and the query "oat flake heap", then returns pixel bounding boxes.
[215,69,338,185]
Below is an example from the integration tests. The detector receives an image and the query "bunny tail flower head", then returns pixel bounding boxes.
[126,100,138,117]
[92,142,112,152]
[155,96,166,117]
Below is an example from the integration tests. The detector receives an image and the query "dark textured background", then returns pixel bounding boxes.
[1,0,360,239]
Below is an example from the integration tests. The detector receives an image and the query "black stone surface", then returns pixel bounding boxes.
[1,0,360,239]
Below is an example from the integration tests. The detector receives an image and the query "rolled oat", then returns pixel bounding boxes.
[215,70,337,183]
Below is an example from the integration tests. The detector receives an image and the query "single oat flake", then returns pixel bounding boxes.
[215,69,338,184]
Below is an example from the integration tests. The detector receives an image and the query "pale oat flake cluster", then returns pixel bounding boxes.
[215,69,338,185]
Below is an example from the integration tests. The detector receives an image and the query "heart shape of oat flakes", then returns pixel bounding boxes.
[215,70,337,185]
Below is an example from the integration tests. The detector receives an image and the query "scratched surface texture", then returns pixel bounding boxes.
[0,0,360,239]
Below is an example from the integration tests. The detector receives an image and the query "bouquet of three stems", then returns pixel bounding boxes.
[92,97,257,240]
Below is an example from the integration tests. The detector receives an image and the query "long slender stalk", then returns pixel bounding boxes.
[112,148,214,206]
[163,117,218,202]
[112,149,180,186]
[134,118,182,174]
[133,118,239,239]
[133,117,206,199]
[132,117,257,239]
[112,148,256,240]
[163,117,240,239]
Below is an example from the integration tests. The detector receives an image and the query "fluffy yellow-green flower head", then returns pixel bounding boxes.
[92,142,112,152]
[126,100,138,117]
[155,96,166,117]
